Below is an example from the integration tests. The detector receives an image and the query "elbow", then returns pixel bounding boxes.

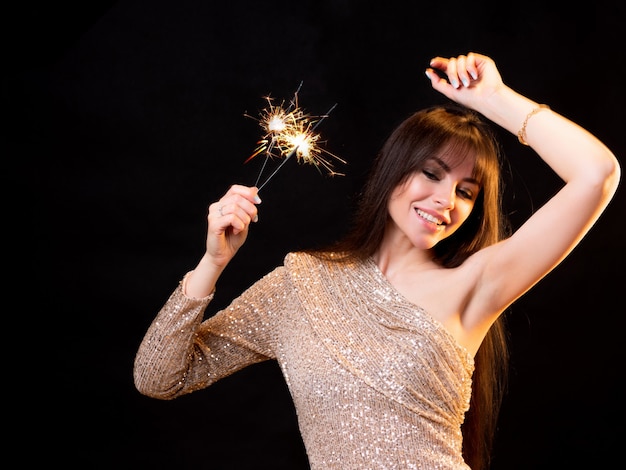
[133,362,180,400]
[134,376,178,400]
[585,148,621,203]
[602,151,621,200]
[133,372,162,399]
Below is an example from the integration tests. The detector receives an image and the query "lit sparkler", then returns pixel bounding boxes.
[244,83,345,192]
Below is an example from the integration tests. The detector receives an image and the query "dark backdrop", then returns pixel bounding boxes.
[8,1,625,468]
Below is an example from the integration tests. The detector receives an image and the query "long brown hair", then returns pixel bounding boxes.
[309,103,511,470]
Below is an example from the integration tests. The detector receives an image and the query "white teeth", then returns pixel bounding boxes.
[416,209,443,225]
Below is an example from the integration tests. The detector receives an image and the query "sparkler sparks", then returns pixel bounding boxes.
[244,83,345,192]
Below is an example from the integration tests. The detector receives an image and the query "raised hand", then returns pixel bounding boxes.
[206,184,261,268]
[425,52,505,111]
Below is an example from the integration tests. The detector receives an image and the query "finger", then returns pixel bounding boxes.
[466,52,479,80]
[208,201,234,235]
[429,56,449,71]
[446,57,460,89]
[229,193,259,222]
[226,184,262,204]
[209,207,248,237]
[425,68,446,89]
[226,203,258,230]
[426,57,450,87]
[208,201,223,221]
[212,196,258,230]
[227,212,249,236]
[213,185,260,217]
[455,55,472,88]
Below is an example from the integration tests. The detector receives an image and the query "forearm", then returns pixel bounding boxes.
[133,281,212,398]
[183,253,227,298]
[427,52,620,196]
[481,86,619,191]
[134,266,285,399]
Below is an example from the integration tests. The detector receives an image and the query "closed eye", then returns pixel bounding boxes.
[457,188,475,200]
[422,169,441,181]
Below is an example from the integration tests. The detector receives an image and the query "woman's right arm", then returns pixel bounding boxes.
[134,184,262,398]
[134,265,289,400]
[133,266,294,400]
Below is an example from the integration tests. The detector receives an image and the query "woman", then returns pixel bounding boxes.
[134,52,620,469]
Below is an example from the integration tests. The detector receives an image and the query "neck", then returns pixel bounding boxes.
[373,243,437,278]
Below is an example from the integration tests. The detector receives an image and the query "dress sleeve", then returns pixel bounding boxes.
[133,266,289,399]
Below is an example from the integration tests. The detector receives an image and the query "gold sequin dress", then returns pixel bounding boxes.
[134,252,475,469]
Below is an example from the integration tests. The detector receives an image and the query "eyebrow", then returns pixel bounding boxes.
[429,156,481,186]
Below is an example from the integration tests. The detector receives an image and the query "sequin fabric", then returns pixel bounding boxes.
[134,252,475,469]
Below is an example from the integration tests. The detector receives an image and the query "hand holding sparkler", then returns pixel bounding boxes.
[196,84,343,285]
[182,184,261,298]
[205,184,261,264]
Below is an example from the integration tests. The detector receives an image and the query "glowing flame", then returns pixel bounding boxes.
[243,84,344,191]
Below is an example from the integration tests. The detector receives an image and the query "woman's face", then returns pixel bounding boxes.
[387,154,480,250]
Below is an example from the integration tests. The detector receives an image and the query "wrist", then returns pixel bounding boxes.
[481,86,538,134]
[184,255,225,298]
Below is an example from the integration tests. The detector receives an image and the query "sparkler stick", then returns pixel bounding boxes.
[286,81,303,113]
[256,146,298,191]
[310,102,338,133]
[253,139,274,187]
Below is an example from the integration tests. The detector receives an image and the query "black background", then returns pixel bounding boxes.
[8,1,625,468]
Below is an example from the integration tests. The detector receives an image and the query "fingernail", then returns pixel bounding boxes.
[470,71,478,80]
[462,78,469,87]
[253,214,258,223]
[254,195,261,204]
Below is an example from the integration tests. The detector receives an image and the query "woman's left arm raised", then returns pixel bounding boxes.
[427,52,621,316]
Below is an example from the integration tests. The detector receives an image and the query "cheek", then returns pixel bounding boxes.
[388,184,412,210]
[387,195,405,222]
[452,201,475,225]
[394,177,430,202]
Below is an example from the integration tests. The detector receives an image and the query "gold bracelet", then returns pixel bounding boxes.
[517,104,550,146]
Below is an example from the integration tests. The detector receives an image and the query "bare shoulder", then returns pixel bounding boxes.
[406,250,503,354]
[393,261,479,325]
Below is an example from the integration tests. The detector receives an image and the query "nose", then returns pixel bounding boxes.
[433,185,455,210]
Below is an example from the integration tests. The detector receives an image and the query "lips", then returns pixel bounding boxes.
[416,208,444,225]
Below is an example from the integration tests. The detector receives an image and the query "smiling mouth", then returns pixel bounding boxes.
[416,209,444,225]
